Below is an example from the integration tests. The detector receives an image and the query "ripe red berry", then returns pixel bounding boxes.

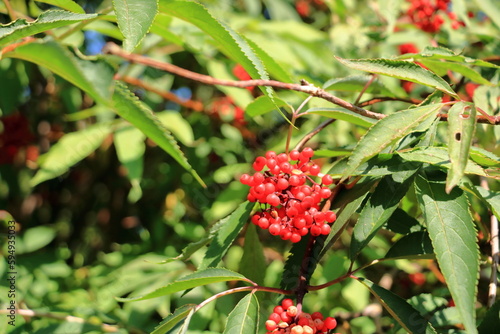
[281,298,294,310]
[269,224,281,235]
[269,312,281,323]
[240,173,251,185]
[309,164,320,176]
[290,233,302,243]
[311,312,323,320]
[253,156,266,171]
[301,147,314,158]
[321,174,333,185]
[265,320,277,331]
[324,317,337,330]
[266,193,280,206]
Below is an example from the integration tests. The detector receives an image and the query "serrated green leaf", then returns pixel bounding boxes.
[386,208,422,234]
[446,102,477,193]
[158,0,274,102]
[398,46,500,69]
[114,126,145,203]
[240,225,266,286]
[112,81,205,187]
[473,0,500,30]
[199,201,254,270]
[414,175,479,334]
[3,39,114,105]
[116,268,251,302]
[306,107,376,127]
[113,0,158,52]
[341,103,443,181]
[419,60,492,85]
[329,154,422,178]
[31,122,112,186]
[280,235,310,291]
[353,276,437,334]
[336,57,457,97]
[151,304,196,334]
[350,169,418,260]
[385,231,434,259]
[34,0,85,13]
[322,75,396,97]
[245,37,293,83]
[398,146,488,177]
[246,95,290,117]
[156,111,195,146]
[463,185,500,220]
[0,10,96,46]
[167,308,195,334]
[478,299,500,334]
[223,293,259,334]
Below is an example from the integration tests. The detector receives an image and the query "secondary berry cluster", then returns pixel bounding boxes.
[240,148,336,243]
[265,299,338,334]
[406,0,463,32]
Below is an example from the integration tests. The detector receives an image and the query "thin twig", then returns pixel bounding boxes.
[2,0,16,21]
[104,43,500,125]
[354,74,376,106]
[0,309,121,332]
[117,75,205,112]
[358,96,421,107]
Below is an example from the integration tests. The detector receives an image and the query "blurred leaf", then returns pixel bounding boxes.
[0,10,96,46]
[116,268,251,302]
[34,0,85,13]
[21,226,56,253]
[397,146,488,177]
[168,308,195,334]
[306,107,376,127]
[408,293,448,315]
[240,225,266,286]
[464,184,500,220]
[341,103,443,181]
[418,60,491,85]
[430,307,462,328]
[378,0,403,33]
[478,299,500,334]
[223,293,259,334]
[353,276,437,333]
[246,95,290,117]
[3,40,114,105]
[114,126,145,203]
[385,231,434,259]
[156,111,195,146]
[336,57,458,97]
[151,304,196,334]
[350,169,418,260]
[399,46,500,69]
[199,201,254,270]
[322,75,396,97]
[473,0,500,30]
[112,81,205,186]
[31,122,112,186]
[446,102,476,193]
[415,174,479,334]
[245,37,293,83]
[113,0,158,52]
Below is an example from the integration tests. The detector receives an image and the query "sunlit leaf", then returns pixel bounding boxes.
[113,0,158,51]
[151,304,196,334]
[223,293,259,334]
[306,107,376,127]
[35,0,85,13]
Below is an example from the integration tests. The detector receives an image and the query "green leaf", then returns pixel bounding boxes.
[398,46,500,69]
[414,174,479,334]
[151,304,196,334]
[116,268,251,302]
[0,10,96,46]
[199,201,254,270]
[386,208,422,234]
[223,293,259,334]
[385,231,434,259]
[114,126,145,203]
[156,111,195,146]
[112,82,205,187]
[158,0,274,101]
[245,95,290,117]
[418,60,492,86]
[464,185,500,220]
[306,107,376,127]
[21,226,57,253]
[478,299,500,334]
[350,169,418,260]
[341,103,443,181]
[397,146,488,177]
[336,57,457,97]
[322,75,396,97]
[31,122,112,186]
[353,276,437,334]
[34,0,85,13]
[469,147,500,167]
[240,225,267,286]
[113,0,158,52]
[329,154,422,178]
[3,39,114,105]
[446,102,477,193]
[473,0,500,30]
[168,308,195,334]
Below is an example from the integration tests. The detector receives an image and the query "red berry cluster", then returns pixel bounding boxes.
[265,299,338,334]
[406,0,463,33]
[240,148,336,243]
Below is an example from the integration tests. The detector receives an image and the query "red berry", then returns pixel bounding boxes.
[310,225,322,236]
[240,173,251,185]
[253,156,267,171]
[280,311,292,323]
[325,211,336,223]
[281,298,294,310]
[321,174,333,185]
[289,150,300,160]
[321,224,331,235]
[269,312,281,323]
[269,224,281,235]
[311,312,323,320]
[265,320,277,331]
[266,194,280,206]
[266,151,276,159]
[324,317,337,330]
[301,147,314,158]
[258,218,270,229]
[309,164,320,176]
[277,178,289,190]
[320,188,331,199]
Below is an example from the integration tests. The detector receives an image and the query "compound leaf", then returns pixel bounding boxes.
[415,174,479,334]
[117,268,251,302]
